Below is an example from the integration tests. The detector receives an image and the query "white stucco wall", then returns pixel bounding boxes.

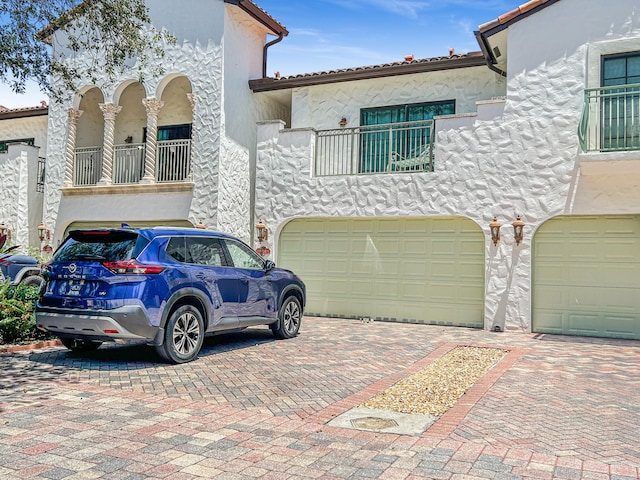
[0,114,48,156]
[255,0,640,332]
[290,66,504,130]
[44,0,276,244]
[0,144,43,249]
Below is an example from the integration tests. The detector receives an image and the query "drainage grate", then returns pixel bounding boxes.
[350,416,399,430]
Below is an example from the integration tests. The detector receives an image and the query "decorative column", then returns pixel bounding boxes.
[98,102,122,186]
[141,97,164,184]
[64,109,83,187]
[185,93,196,182]
[186,93,196,113]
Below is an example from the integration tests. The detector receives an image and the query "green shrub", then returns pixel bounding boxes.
[0,281,51,345]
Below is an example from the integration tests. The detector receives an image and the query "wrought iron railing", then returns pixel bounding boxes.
[114,143,145,184]
[73,140,192,186]
[74,146,102,186]
[37,157,46,193]
[315,120,435,176]
[578,83,640,152]
[156,139,191,182]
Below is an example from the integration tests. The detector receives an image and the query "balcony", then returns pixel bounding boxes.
[579,84,640,153]
[314,120,434,176]
[73,139,192,186]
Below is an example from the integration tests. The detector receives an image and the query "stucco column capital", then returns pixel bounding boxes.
[99,102,122,121]
[142,97,164,117]
[67,108,83,125]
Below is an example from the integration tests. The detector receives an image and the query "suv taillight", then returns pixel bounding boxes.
[102,260,165,275]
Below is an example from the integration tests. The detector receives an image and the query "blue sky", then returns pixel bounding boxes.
[0,0,514,108]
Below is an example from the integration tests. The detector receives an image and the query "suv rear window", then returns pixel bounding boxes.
[54,230,149,262]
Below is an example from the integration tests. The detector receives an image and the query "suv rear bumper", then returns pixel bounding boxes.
[36,305,162,344]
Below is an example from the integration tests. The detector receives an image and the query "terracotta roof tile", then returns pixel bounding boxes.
[0,105,48,119]
[479,0,555,33]
[278,52,483,81]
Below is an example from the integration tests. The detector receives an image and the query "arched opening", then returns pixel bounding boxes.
[156,75,193,182]
[74,86,105,186]
[113,81,147,184]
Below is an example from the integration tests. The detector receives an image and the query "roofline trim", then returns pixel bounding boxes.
[225,0,288,36]
[249,54,487,92]
[478,0,563,37]
[0,107,48,120]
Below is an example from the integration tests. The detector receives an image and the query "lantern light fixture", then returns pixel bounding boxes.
[195,220,206,229]
[256,219,269,243]
[37,224,51,242]
[339,117,347,127]
[489,216,501,246]
[512,216,525,245]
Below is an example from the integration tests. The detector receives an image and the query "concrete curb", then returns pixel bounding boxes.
[0,339,61,353]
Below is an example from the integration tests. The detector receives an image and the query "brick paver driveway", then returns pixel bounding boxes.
[1,317,639,479]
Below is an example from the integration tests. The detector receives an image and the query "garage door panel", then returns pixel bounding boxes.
[280,217,483,327]
[431,240,456,256]
[533,215,640,340]
[603,316,639,336]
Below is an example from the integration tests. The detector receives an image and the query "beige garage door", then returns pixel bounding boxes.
[278,217,484,327]
[533,215,640,339]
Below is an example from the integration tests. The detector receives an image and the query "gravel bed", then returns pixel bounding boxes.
[361,346,508,416]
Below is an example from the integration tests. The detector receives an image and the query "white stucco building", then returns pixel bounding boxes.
[42,0,288,245]
[36,0,640,339]
[251,0,640,339]
[0,105,48,249]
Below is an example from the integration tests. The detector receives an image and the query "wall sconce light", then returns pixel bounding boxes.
[339,117,347,127]
[512,216,525,245]
[489,216,501,246]
[37,224,51,242]
[256,219,269,243]
[195,220,206,229]
[0,223,10,239]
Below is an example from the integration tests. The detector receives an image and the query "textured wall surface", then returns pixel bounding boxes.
[43,0,273,245]
[0,146,35,248]
[0,115,48,155]
[255,0,640,332]
[291,66,504,130]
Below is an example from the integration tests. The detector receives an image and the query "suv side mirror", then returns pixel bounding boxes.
[265,260,276,271]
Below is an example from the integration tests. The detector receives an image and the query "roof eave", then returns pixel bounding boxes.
[225,0,288,36]
[249,54,486,92]
[479,0,562,37]
[0,107,48,120]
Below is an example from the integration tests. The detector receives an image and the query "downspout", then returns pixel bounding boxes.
[474,30,506,78]
[263,34,284,78]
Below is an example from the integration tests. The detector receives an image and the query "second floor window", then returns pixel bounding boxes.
[601,52,640,150]
[360,101,455,173]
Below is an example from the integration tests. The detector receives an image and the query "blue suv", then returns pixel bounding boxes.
[36,227,306,363]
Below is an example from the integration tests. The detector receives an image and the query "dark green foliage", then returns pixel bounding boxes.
[0,282,51,344]
[0,0,174,102]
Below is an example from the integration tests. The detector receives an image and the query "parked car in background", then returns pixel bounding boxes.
[0,247,43,287]
[36,227,306,363]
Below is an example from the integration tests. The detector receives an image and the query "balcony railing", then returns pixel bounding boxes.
[74,146,102,186]
[73,139,192,186]
[114,143,145,184]
[157,139,191,182]
[579,83,640,152]
[315,120,434,176]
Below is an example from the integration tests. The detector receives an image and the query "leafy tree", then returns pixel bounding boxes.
[0,0,174,101]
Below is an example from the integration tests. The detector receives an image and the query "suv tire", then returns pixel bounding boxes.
[272,296,302,339]
[156,305,204,364]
